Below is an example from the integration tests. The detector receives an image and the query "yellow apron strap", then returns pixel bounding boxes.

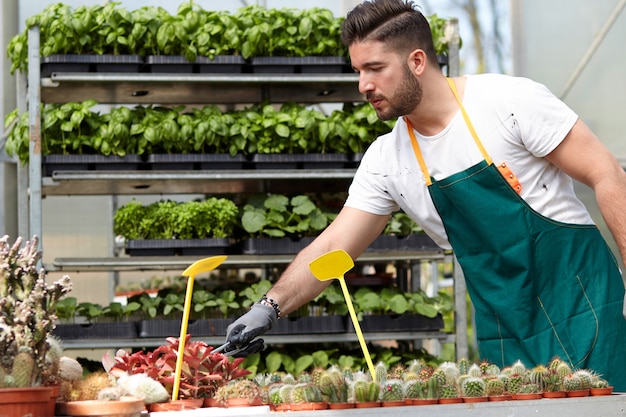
[446,78,493,165]
[406,119,433,186]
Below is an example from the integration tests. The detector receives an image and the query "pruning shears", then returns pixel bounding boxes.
[212,339,264,357]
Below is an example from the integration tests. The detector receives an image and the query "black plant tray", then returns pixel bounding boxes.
[251,153,351,169]
[53,322,138,340]
[250,56,350,74]
[367,234,440,252]
[41,54,144,77]
[125,238,235,256]
[146,153,249,170]
[346,313,444,333]
[43,154,144,175]
[145,55,248,73]
[138,318,233,338]
[196,55,248,73]
[269,315,346,335]
[241,236,315,255]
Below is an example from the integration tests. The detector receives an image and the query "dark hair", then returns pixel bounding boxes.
[341,0,438,65]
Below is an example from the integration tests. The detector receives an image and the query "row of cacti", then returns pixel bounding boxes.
[240,356,611,406]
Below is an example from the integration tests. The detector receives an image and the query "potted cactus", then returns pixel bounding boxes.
[213,379,264,407]
[0,235,73,417]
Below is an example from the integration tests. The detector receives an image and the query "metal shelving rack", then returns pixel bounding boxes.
[24,20,468,358]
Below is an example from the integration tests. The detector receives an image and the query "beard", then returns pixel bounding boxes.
[367,65,423,121]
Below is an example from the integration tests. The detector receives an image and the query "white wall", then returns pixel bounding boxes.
[511,0,626,272]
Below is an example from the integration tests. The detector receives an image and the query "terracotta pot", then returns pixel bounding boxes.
[46,384,61,416]
[566,389,590,398]
[543,391,567,398]
[382,400,406,407]
[147,398,203,411]
[488,394,512,402]
[202,397,221,407]
[463,396,488,403]
[226,397,263,407]
[513,393,542,400]
[438,397,464,404]
[590,387,614,396]
[355,401,382,408]
[55,396,144,417]
[289,401,327,411]
[411,398,439,405]
[328,402,355,409]
[0,386,54,417]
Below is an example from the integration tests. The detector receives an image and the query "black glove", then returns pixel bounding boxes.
[224,302,277,355]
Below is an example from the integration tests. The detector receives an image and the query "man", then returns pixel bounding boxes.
[224,0,626,389]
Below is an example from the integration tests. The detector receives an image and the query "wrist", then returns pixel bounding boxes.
[259,294,281,319]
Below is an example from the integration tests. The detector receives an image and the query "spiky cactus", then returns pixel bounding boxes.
[562,373,584,392]
[318,366,348,403]
[457,358,471,376]
[381,379,404,402]
[404,379,426,399]
[461,376,486,398]
[374,361,388,384]
[0,235,73,388]
[573,370,593,389]
[352,379,380,403]
[508,373,525,394]
[440,383,460,399]
[426,374,440,400]
[486,377,506,397]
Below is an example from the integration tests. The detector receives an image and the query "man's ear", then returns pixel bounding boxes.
[407,49,427,75]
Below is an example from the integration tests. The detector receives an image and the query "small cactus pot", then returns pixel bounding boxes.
[566,389,590,398]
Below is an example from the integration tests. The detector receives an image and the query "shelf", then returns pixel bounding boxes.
[41,169,356,195]
[41,73,363,104]
[45,251,445,272]
[59,330,453,350]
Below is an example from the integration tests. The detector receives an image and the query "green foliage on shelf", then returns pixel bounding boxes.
[7,2,457,74]
[4,101,395,163]
[113,197,239,240]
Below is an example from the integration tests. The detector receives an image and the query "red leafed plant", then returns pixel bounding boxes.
[108,335,251,399]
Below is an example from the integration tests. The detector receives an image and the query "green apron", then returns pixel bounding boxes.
[406,78,626,390]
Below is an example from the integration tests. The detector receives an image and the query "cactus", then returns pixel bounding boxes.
[519,383,540,394]
[468,364,483,378]
[318,367,348,403]
[404,379,426,399]
[440,383,459,398]
[426,375,440,400]
[11,350,36,388]
[381,379,404,402]
[563,373,584,392]
[457,358,471,376]
[290,383,307,404]
[117,373,169,404]
[461,376,486,397]
[374,361,388,384]
[573,370,593,389]
[508,373,524,394]
[437,361,460,385]
[353,380,380,403]
[269,385,283,405]
[42,336,64,385]
[511,360,527,377]
[486,377,506,396]
[528,365,548,391]
[407,359,428,374]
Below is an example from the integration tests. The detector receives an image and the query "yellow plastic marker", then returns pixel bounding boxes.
[309,249,376,381]
[172,255,227,401]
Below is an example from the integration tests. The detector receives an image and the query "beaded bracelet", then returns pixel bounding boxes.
[260,294,281,319]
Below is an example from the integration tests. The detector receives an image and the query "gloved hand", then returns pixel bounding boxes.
[224,302,277,356]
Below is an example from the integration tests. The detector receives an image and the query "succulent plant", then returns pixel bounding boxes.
[214,379,263,405]
[485,377,506,396]
[352,379,380,403]
[317,366,348,403]
[0,235,73,388]
[381,378,404,402]
[460,376,486,397]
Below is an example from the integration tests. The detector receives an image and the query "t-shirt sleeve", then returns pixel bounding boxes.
[512,77,578,157]
[344,142,400,215]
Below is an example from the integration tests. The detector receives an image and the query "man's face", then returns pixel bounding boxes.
[349,40,422,121]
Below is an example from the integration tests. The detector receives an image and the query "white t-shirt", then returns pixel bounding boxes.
[345,73,593,250]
